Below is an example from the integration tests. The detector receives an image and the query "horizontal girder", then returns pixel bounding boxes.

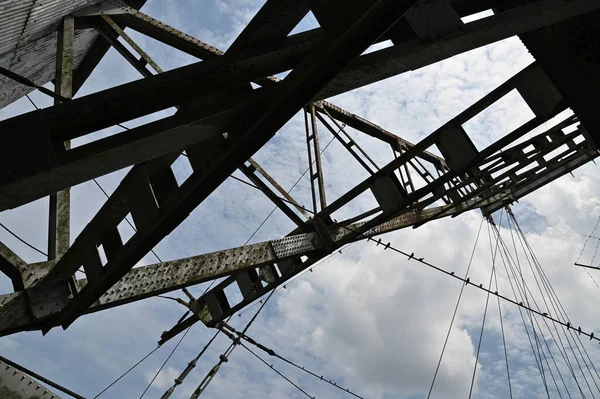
[0,0,599,340]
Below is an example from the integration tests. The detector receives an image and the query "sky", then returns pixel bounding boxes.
[2,1,600,399]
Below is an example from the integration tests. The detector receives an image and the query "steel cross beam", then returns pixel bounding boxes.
[31,0,422,332]
[48,15,74,262]
[155,59,597,340]
[0,0,599,340]
[0,196,509,337]
[0,0,598,211]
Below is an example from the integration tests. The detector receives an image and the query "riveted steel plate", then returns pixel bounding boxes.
[270,233,318,259]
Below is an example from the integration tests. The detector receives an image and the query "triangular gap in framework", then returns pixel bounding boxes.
[288,10,320,36]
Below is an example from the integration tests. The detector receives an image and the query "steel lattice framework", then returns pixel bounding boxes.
[0,0,599,358]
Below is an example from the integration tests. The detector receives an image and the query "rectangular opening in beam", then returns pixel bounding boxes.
[461,9,494,23]
[462,89,535,151]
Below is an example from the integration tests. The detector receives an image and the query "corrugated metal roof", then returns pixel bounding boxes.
[0,0,117,108]
[0,29,99,107]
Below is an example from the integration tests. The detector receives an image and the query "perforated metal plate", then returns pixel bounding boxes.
[270,233,318,259]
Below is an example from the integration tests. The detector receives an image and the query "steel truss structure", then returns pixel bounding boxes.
[0,0,599,352]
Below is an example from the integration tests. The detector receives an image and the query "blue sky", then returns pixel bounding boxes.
[2,1,600,398]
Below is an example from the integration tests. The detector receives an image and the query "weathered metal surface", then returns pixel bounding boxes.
[240,164,308,230]
[0,201,477,337]
[48,15,74,261]
[518,10,600,148]
[0,28,97,108]
[0,0,99,58]
[102,14,162,73]
[317,102,446,166]
[315,111,378,174]
[0,0,105,108]
[0,292,32,336]
[308,105,327,211]
[1,0,595,212]
[0,358,62,399]
[0,0,148,108]
[36,0,421,332]
[0,242,25,291]
[248,158,311,219]
[0,0,599,341]
[318,0,600,100]
[112,9,225,59]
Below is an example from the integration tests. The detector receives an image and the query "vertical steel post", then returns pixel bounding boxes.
[304,107,318,213]
[396,144,415,193]
[308,104,327,211]
[48,15,74,260]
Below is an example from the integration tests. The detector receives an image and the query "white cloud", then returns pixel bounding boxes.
[145,366,180,389]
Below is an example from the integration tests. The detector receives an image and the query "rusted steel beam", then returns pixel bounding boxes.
[0,0,592,214]
[0,356,64,399]
[317,102,446,167]
[93,17,153,78]
[225,0,311,55]
[71,0,148,94]
[0,196,494,337]
[39,0,421,332]
[318,0,600,99]
[310,63,568,247]
[304,109,318,213]
[316,63,555,218]
[5,0,589,150]
[158,194,508,343]
[315,111,377,174]
[247,159,311,219]
[0,67,69,102]
[48,15,74,261]
[0,124,593,337]
[239,164,309,230]
[111,10,225,59]
[102,15,163,74]
[0,242,25,291]
[0,89,263,212]
[306,105,327,212]
[518,10,600,148]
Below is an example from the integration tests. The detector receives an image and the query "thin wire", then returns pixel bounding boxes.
[585,269,600,290]
[154,134,343,397]
[93,346,161,398]
[493,223,552,395]
[227,326,364,398]
[509,211,600,396]
[488,222,513,399]
[138,325,193,398]
[427,216,484,398]
[499,217,576,398]
[159,328,223,398]
[0,222,48,257]
[241,343,314,399]
[577,214,600,264]
[506,214,588,396]
[497,219,559,398]
[223,180,600,345]
[26,93,39,110]
[468,218,500,399]
[501,214,554,397]
[234,242,361,320]
[189,288,277,398]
